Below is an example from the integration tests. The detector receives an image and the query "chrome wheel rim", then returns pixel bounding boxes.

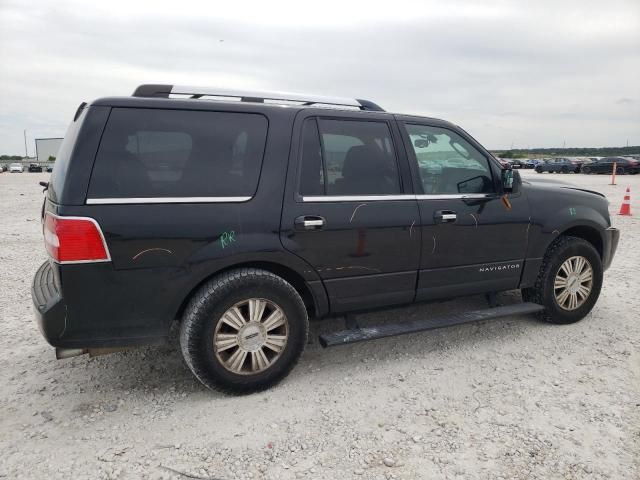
[214,298,288,375]
[554,256,593,311]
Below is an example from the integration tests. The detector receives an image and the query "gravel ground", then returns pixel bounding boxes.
[0,169,638,480]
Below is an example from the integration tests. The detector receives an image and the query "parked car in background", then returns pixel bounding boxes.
[568,157,586,171]
[508,159,525,169]
[0,164,8,172]
[28,163,43,173]
[496,158,524,169]
[581,157,639,175]
[9,163,24,173]
[535,157,579,173]
[523,159,538,169]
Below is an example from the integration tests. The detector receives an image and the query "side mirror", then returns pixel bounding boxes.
[501,168,521,194]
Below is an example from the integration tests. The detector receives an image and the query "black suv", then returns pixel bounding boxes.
[32,84,619,393]
[535,158,580,174]
[28,163,43,173]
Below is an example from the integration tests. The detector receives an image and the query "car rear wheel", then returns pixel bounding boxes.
[522,236,602,324]
[180,268,308,394]
[582,166,591,174]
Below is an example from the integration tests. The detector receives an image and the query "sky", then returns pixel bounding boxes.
[0,0,638,155]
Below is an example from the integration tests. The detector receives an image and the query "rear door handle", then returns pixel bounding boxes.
[434,210,457,223]
[295,215,326,230]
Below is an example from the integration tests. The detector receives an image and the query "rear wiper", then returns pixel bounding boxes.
[39,181,49,192]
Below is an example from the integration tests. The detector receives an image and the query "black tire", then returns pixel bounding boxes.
[522,236,603,324]
[616,166,625,175]
[535,167,544,173]
[582,166,591,174]
[180,268,309,394]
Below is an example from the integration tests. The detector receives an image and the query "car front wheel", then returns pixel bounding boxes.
[180,268,309,394]
[522,236,603,324]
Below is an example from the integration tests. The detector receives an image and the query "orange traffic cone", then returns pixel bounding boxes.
[619,187,632,216]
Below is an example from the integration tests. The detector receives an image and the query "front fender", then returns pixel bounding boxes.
[519,184,610,288]
[527,206,608,260]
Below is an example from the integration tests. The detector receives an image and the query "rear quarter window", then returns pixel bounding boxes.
[88,108,268,199]
[49,105,88,200]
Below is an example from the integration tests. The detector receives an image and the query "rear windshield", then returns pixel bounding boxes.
[87,108,268,199]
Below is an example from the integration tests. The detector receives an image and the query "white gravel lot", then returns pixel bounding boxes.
[0,169,638,480]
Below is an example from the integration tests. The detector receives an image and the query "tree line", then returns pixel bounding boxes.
[0,155,56,161]
[492,146,640,159]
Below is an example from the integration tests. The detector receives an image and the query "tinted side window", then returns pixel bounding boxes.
[88,108,268,198]
[405,124,494,195]
[317,119,401,195]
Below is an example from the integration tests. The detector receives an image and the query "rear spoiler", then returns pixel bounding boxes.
[73,102,87,122]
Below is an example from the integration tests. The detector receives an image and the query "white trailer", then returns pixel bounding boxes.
[35,138,63,163]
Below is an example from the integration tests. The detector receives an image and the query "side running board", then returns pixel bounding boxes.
[318,302,545,348]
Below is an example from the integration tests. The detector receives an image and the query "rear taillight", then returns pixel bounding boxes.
[43,213,110,263]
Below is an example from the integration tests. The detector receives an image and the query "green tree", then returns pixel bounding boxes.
[500,151,527,159]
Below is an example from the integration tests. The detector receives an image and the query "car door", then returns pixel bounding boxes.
[280,110,421,313]
[397,118,531,301]
[597,159,612,173]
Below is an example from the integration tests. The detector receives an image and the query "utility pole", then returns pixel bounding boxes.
[24,130,28,158]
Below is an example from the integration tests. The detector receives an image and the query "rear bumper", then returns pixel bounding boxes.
[603,227,620,271]
[31,261,167,349]
[31,261,67,345]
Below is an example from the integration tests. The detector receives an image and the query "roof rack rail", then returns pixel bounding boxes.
[132,84,385,112]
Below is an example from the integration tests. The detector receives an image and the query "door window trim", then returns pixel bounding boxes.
[86,196,252,205]
[301,193,491,202]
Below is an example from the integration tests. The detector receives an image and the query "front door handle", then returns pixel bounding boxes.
[295,215,326,230]
[434,210,457,223]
